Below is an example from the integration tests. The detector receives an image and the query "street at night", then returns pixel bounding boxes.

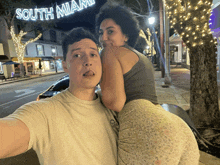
[0,73,66,118]
[0,0,220,164]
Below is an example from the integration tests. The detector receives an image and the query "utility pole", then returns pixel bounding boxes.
[163,0,171,85]
[159,0,165,78]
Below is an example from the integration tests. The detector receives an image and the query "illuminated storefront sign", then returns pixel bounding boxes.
[16,0,95,21]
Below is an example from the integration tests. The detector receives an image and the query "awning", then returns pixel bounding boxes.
[11,57,42,62]
[41,57,54,61]
[2,61,19,65]
[0,55,10,62]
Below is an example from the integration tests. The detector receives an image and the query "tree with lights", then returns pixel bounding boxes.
[165,0,220,145]
[9,24,42,77]
[0,0,56,77]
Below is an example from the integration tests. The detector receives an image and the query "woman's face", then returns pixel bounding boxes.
[99,18,128,47]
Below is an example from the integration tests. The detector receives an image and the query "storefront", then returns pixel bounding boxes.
[12,57,41,75]
[210,2,220,81]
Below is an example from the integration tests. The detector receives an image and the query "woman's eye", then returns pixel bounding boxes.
[91,54,97,57]
[108,30,113,34]
[98,31,103,35]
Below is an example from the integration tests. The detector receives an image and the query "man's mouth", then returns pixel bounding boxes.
[83,70,95,76]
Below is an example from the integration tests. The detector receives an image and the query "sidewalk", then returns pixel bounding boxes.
[0,70,65,86]
[154,66,220,165]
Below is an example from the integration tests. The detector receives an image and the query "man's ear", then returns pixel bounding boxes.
[62,61,68,73]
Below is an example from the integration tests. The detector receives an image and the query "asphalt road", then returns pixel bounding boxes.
[0,73,67,164]
[0,73,66,118]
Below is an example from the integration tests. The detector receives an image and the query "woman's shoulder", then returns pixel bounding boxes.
[115,46,136,58]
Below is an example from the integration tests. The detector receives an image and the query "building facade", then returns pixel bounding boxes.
[0,17,65,78]
[210,1,220,81]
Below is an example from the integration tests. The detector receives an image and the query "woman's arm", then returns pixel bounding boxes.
[100,46,126,112]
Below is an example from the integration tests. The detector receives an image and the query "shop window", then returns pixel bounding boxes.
[51,46,57,56]
[27,62,33,73]
[36,45,44,56]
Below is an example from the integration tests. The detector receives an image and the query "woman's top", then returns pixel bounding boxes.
[123,45,158,104]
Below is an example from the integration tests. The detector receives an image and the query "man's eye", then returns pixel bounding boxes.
[91,54,97,57]
[73,54,81,58]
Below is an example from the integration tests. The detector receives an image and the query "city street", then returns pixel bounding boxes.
[0,73,66,118]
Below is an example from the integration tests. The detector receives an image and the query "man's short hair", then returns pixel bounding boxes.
[62,27,98,61]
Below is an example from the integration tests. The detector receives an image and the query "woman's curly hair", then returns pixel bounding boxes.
[95,1,140,48]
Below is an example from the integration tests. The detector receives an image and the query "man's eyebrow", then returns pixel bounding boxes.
[70,47,98,52]
[70,48,80,53]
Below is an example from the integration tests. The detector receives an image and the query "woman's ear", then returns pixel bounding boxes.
[125,36,129,42]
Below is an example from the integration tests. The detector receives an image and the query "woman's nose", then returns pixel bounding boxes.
[100,32,107,42]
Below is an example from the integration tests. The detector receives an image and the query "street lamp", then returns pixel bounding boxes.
[148,16,155,25]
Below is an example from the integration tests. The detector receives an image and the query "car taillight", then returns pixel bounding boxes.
[36,95,40,101]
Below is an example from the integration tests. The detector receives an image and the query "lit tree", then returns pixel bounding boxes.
[165,0,220,144]
[0,0,57,77]
[10,25,42,77]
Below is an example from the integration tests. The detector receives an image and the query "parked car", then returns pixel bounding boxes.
[36,75,100,101]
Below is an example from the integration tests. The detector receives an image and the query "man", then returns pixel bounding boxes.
[0,27,118,165]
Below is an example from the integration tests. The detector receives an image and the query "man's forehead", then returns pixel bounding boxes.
[68,39,97,51]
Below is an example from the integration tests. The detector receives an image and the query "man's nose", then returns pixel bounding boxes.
[83,56,92,66]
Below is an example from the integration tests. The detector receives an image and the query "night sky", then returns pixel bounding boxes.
[32,0,107,32]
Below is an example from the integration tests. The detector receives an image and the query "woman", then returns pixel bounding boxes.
[96,2,200,165]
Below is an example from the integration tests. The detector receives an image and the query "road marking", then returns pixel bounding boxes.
[15,89,36,98]
[3,106,10,109]
[0,90,44,107]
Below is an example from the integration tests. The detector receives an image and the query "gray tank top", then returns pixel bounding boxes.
[123,46,158,104]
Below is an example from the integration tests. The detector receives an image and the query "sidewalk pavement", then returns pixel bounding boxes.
[154,66,220,165]
[0,70,65,86]
[0,67,220,164]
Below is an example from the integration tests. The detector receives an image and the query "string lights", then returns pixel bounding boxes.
[164,0,216,48]
[10,26,42,63]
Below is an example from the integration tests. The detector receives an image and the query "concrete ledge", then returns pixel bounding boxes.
[199,151,220,165]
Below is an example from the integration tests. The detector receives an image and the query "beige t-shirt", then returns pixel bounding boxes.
[6,89,118,165]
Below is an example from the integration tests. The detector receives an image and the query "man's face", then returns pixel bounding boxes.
[62,39,102,91]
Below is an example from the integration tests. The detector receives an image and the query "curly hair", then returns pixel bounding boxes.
[95,1,140,48]
[62,27,98,61]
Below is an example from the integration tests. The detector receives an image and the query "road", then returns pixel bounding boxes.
[0,73,67,118]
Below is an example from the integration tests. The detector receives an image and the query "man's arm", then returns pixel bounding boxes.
[0,118,30,158]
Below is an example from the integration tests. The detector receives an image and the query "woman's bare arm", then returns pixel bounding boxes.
[100,46,126,112]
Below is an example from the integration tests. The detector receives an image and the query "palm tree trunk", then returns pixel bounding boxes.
[189,39,220,128]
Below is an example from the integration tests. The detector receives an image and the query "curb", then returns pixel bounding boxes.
[0,72,65,86]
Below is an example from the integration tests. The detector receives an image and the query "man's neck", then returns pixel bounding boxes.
[68,87,97,101]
